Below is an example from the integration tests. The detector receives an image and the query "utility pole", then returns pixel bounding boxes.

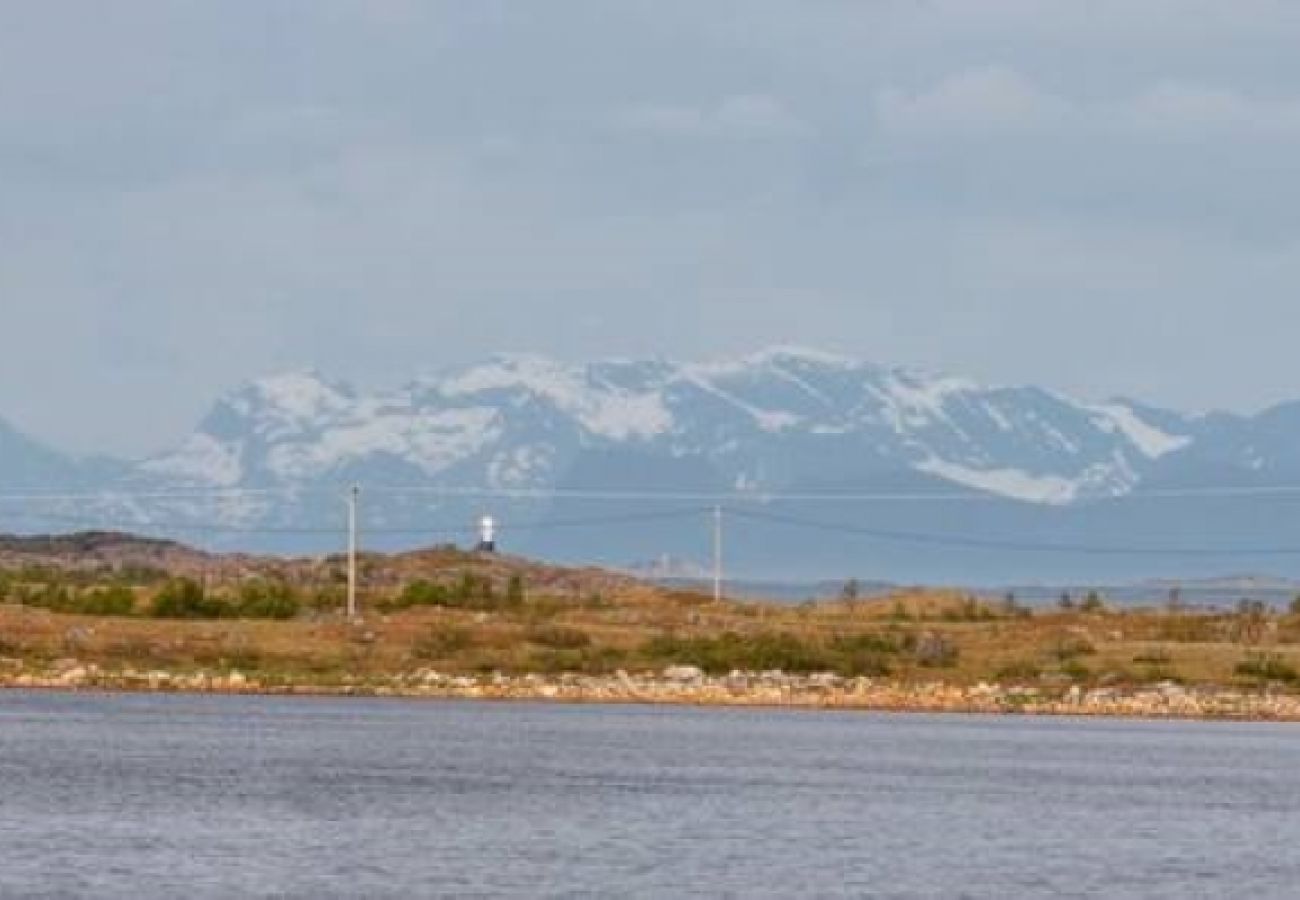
[713,505,723,603]
[347,484,359,620]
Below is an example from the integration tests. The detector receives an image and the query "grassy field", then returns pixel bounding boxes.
[2,545,1299,692]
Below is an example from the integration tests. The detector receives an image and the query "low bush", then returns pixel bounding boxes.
[148,579,226,619]
[526,646,627,675]
[995,660,1043,681]
[830,633,903,655]
[411,625,476,660]
[390,573,526,612]
[642,631,837,674]
[77,586,137,617]
[1048,634,1097,662]
[524,624,592,650]
[146,578,301,620]
[1132,647,1172,666]
[16,582,137,617]
[234,580,300,620]
[1235,653,1299,684]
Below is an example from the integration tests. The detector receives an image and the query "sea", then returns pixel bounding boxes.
[1,692,1298,897]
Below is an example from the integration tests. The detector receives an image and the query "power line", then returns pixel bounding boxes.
[724,506,1300,558]
[7,481,1300,506]
[9,505,708,538]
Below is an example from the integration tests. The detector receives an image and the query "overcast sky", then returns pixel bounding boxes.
[4,1,1300,456]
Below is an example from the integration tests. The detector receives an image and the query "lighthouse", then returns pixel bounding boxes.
[476,515,496,553]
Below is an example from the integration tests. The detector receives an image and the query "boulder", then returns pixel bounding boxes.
[663,665,705,682]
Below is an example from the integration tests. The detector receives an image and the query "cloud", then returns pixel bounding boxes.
[876,66,1070,135]
[614,94,810,140]
[5,1,1300,455]
[877,67,1300,141]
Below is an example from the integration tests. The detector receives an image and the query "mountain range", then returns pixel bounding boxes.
[6,347,1300,584]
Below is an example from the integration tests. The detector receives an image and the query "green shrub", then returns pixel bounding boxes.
[392,572,525,612]
[642,631,837,674]
[234,580,300,620]
[307,586,345,612]
[149,578,228,619]
[398,579,450,608]
[828,633,900,676]
[830,633,903,655]
[995,660,1043,681]
[78,585,136,616]
[1235,653,1299,684]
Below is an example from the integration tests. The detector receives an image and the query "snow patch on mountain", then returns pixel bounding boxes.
[679,370,805,432]
[239,371,353,428]
[139,433,244,486]
[1088,403,1191,459]
[915,458,1097,505]
[437,355,673,440]
[859,370,986,434]
[264,408,502,480]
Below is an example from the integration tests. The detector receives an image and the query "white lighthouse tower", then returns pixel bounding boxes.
[477,515,496,553]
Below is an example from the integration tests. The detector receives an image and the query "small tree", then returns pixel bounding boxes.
[840,578,862,603]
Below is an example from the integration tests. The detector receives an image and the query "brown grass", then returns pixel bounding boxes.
[3,581,1300,690]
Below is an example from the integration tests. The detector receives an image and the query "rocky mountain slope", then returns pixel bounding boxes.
[135,348,1199,503]
[2,348,1298,582]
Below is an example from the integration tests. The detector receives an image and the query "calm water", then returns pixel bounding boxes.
[1,693,1299,898]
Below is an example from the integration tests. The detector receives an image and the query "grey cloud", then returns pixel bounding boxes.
[3,1,1300,456]
[614,95,811,140]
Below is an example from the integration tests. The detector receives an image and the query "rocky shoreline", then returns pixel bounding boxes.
[5,659,1300,721]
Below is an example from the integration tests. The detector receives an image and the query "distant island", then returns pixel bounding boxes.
[2,531,1300,720]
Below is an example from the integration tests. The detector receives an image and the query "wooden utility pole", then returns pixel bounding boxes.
[713,505,723,603]
[347,485,359,619]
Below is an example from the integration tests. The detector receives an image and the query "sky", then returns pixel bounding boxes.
[4,1,1300,457]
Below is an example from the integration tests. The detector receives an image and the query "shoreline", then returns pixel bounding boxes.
[6,665,1300,723]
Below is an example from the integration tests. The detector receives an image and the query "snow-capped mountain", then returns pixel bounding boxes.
[133,348,1196,506]
[8,348,1300,583]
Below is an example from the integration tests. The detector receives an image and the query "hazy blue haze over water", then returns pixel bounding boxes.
[1,693,1299,897]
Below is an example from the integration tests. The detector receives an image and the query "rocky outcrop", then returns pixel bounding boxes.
[4,660,1300,721]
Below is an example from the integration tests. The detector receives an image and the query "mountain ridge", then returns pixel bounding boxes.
[4,348,1300,582]
[128,347,1204,505]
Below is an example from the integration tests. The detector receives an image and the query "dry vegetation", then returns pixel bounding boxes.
[2,533,1300,693]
